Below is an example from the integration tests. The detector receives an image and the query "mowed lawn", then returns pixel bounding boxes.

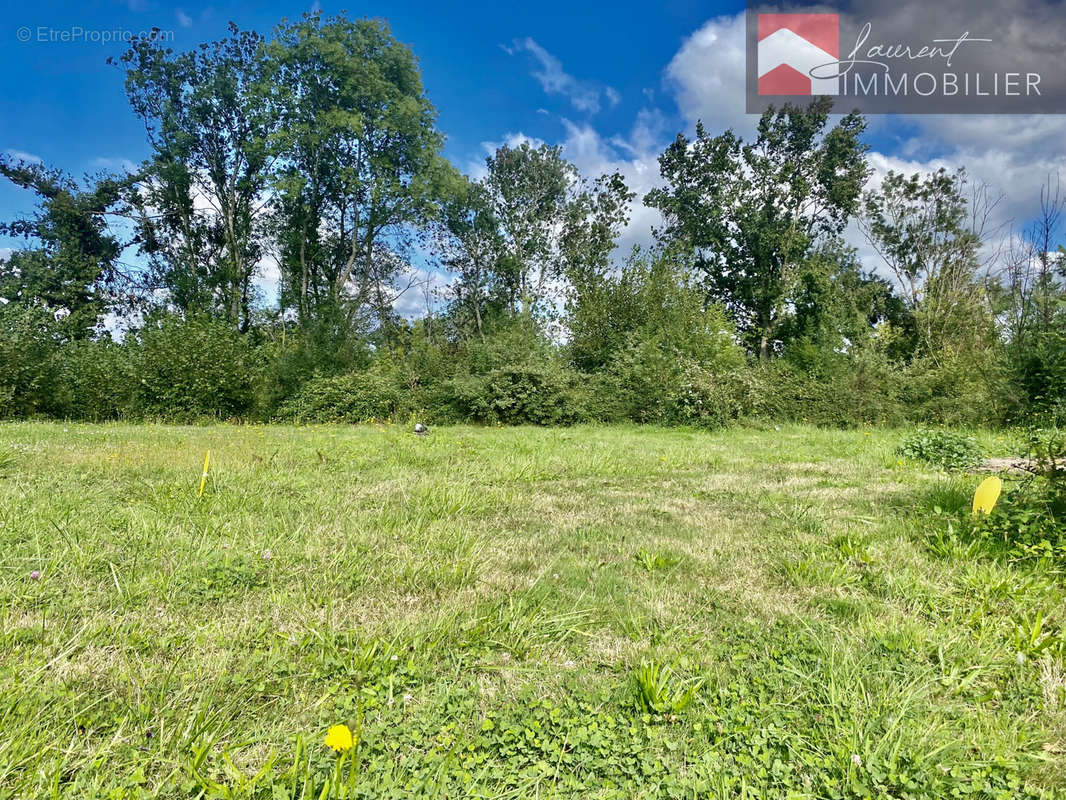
[0,423,1063,798]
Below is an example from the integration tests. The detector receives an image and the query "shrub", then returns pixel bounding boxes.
[669,362,744,429]
[897,430,983,471]
[130,314,260,421]
[441,362,588,426]
[968,432,1065,562]
[731,356,906,428]
[0,305,65,418]
[57,339,135,420]
[277,358,414,423]
[901,354,1013,427]
[254,311,373,416]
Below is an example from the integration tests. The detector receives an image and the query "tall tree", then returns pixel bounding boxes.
[436,179,503,339]
[266,13,454,337]
[779,242,914,369]
[120,23,276,330]
[646,98,869,358]
[444,143,631,324]
[861,168,997,361]
[0,156,131,339]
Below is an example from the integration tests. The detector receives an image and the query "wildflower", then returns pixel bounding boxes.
[851,754,862,767]
[324,724,354,752]
[262,549,272,560]
[29,570,41,581]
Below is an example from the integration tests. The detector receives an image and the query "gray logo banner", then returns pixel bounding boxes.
[746,0,1066,113]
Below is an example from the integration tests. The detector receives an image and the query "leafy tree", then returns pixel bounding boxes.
[266,13,454,337]
[436,179,503,339]
[441,144,631,330]
[646,98,869,358]
[779,242,914,370]
[483,142,574,316]
[567,246,743,374]
[120,24,276,330]
[861,168,996,360]
[0,156,131,339]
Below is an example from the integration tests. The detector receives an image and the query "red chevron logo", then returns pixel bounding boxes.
[757,13,839,96]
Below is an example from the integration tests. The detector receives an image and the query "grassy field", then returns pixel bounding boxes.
[0,422,1063,798]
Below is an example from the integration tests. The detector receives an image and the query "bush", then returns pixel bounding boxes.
[56,339,135,420]
[969,432,1065,561]
[731,355,906,428]
[901,354,1013,427]
[897,430,983,471]
[130,314,261,421]
[0,305,65,418]
[277,358,413,423]
[254,310,373,417]
[440,362,588,426]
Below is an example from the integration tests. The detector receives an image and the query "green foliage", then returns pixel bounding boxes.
[632,660,700,716]
[254,311,373,415]
[968,463,1065,564]
[443,362,587,426]
[732,356,906,428]
[56,339,136,421]
[266,14,452,330]
[122,24,275,329]
[646,98,869,358]
[131,314,261,420]
[1014,329,1066,426]
[633,548,680,571]
[898,430,983,471]
[0,156,130,340]
[278,360,412,423]
[0,305,65,418]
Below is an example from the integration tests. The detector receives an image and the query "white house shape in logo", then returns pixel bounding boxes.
[757,14,839,96]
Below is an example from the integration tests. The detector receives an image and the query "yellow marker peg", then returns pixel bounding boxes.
[198,450,211,499]
[972,476,1002,515]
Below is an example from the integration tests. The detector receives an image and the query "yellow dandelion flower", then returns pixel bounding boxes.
[325,724,354,752]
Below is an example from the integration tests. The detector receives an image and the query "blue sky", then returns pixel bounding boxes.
[0,0,730,213]
[3,0,1064,309]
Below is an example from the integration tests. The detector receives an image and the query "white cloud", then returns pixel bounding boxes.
[91,157,139,174]
[391,267,451,319]
[665,13,753,138]
[662,12,1066,268]
[900,116,1066,231]
[3,149,43,164]
[251,254,281,307]
[176,9,193,28]
[509,38,617,115]
[557,112,666,254]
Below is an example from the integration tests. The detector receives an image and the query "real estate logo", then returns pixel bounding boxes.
[757,13,839,96]
[746,2,1064,114]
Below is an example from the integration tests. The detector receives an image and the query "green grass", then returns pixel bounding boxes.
[0,422,1063,798]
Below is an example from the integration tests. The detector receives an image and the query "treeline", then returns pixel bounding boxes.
[1,13,1064,427]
